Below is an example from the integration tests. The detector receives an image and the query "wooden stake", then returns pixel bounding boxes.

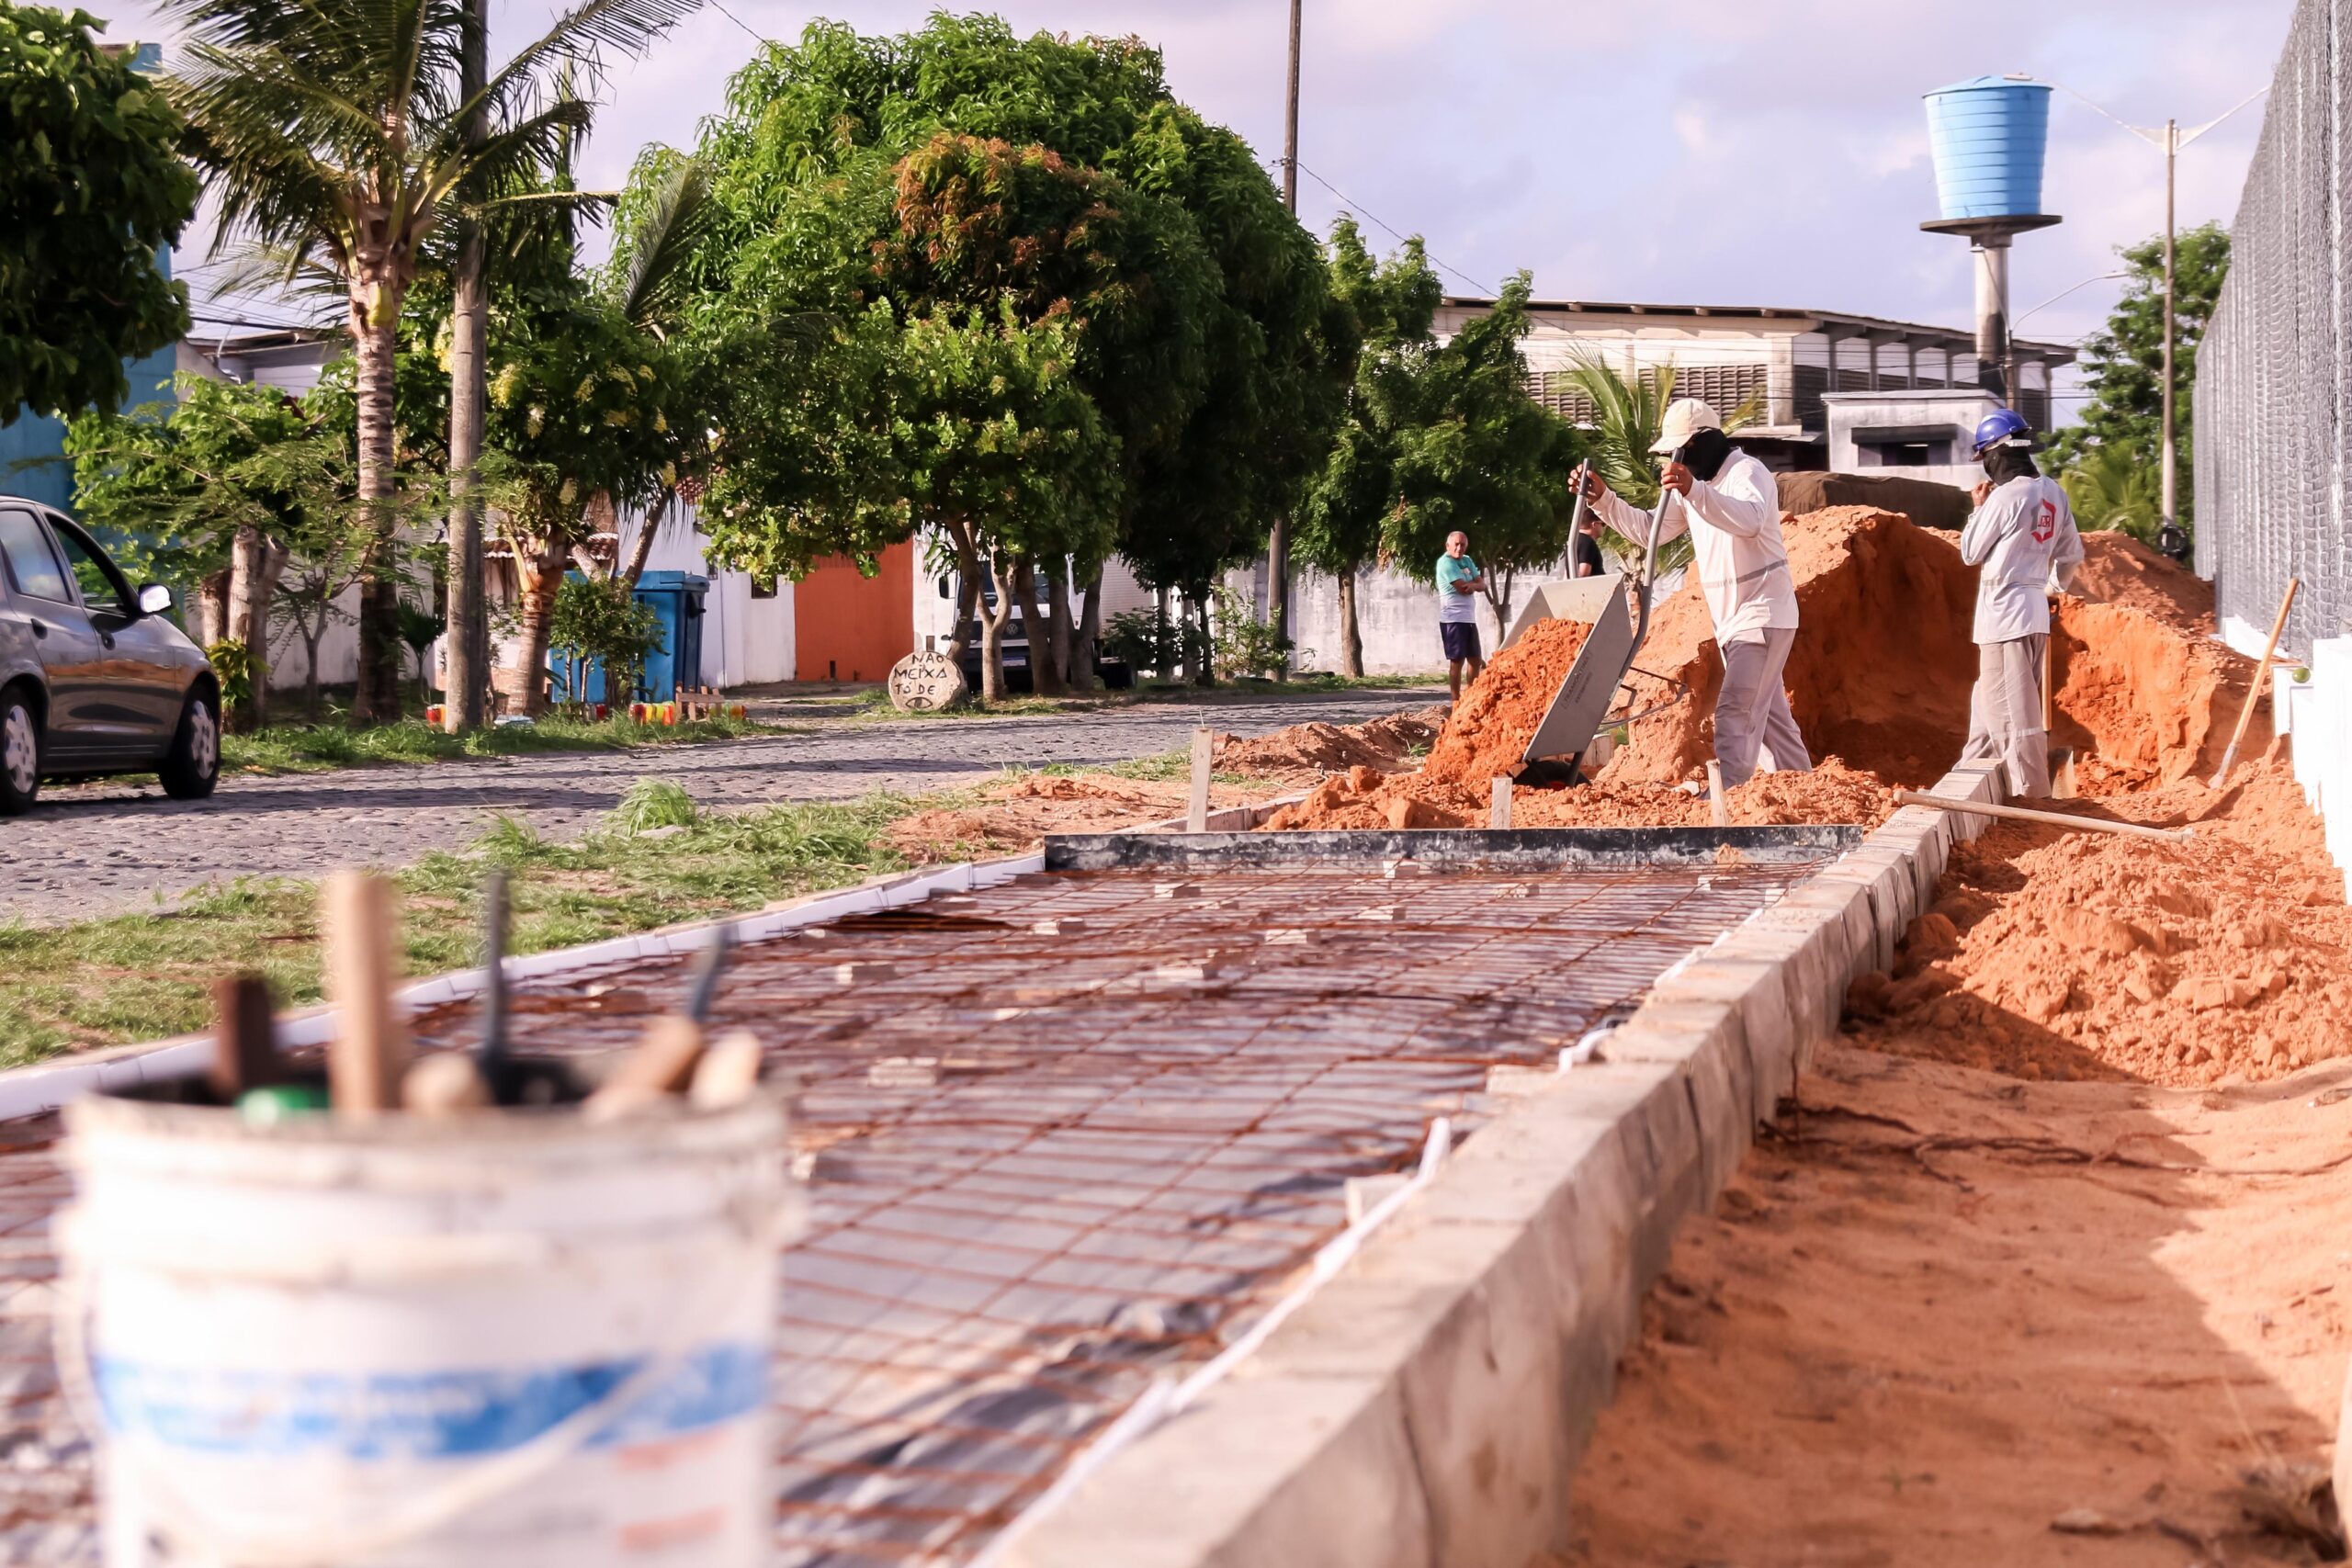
[1895,790,2195,843]
[208,973,279,1103]
[2209,577,2300,790]
[1187,726,1212,832]
[1489,776,1512,830]
[401,1052,489,1116]
[322,871,409,1117]
[1705,761,1730,828]
[585,1016,706,1122]
[689,1029,764,1111]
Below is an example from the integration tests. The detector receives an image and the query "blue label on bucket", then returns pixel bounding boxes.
[94,1342,769,1458]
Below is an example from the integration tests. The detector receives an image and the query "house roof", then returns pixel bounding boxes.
[1440,296,2075,365]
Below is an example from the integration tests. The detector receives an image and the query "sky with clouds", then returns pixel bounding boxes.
[101,0,2298,418]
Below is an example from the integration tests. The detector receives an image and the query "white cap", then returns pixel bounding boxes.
[1649,398,1724,455]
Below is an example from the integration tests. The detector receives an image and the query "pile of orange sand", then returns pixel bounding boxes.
[2070,529,2214,632]
[1212,705,1447,782]
[1847,754,2352,1087]
[1419,617,1590,785]
[1261,757,1900,832]
[887,773,1248,861]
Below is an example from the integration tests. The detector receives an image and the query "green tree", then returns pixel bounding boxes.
[63,375,356,728]
[1560,355,1761,574]
[2045,221,2231,534]
[1295,219,1440,676]
[684,17,1337,698]
[1378,276,1583,641]
[0,6,197,421]
[547,573,662,707]
[162,0,693,720]
[2059,441,2163,543]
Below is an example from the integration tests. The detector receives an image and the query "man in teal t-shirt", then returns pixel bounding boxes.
[1435,531,1488,700]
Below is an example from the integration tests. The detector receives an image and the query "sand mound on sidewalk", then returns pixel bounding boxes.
[1846,757,2352,1086]
[2069,529,2213,632]
[1211,705,1448,780]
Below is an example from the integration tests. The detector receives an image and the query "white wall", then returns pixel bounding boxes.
[2245,627,2352,897]
[632,505,794,686]
[261,581,362,695]
[1824,389,2000,492]
[1289,562,1585,675]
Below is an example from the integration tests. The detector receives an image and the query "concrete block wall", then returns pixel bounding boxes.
[2277,637,2352,897]
[1003,761,2006,1568]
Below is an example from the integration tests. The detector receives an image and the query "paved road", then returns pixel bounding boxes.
[1,689,1442,925]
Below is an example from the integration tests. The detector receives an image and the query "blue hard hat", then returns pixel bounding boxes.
[1971,408,2031,455]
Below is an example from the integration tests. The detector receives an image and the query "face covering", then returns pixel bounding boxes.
[1983,445,2040,487]
[1679,426,1732,482]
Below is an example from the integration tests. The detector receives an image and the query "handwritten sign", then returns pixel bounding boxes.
[888,649,968,712]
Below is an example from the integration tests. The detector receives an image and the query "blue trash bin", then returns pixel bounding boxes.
[547,571,707,705]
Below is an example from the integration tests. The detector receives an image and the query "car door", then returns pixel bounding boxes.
[43,510,185,750]
[0,507,117,765]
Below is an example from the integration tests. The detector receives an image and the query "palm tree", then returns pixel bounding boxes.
[2059,443,2162,543]
[164,0,695,721]
[1561,354,1763,572]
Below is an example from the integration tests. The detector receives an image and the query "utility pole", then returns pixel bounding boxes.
[443,0,489,731]
[1267,0,1302,672]
[2160,118,2178,536]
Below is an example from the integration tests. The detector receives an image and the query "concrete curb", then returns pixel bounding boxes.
[0,792,1297,1124]
[1001,761,2007,1568]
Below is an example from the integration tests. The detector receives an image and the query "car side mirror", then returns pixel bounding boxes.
[136,583,173,617]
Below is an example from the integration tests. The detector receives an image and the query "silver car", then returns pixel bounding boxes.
[0,497,220,813]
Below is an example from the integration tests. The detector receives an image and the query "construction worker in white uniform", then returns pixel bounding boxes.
[1576,397,1812,788]
[1957,408,2083,797]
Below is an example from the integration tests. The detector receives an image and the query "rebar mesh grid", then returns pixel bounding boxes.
[0,855,1826,1565]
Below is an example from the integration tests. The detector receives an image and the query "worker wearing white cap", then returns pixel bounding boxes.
[1958,409,2083,796]
[1576,397,1811,787]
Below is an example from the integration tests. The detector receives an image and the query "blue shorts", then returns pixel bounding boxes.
[1441,622,1482,663]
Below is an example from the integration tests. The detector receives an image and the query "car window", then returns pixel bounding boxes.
[45,517,130,617]
[0,510,73,604]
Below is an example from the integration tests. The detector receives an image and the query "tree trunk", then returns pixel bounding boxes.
[1035,558,1072,698]
[1195,598,1215,686]
[942,523,981,665]
[1069,562,1103,693]
[191,569,231,649]
[1338,567,1365,678]
[977,552,1018,705]
[1155,585,1171,680]
[225,527,286,731]
[1484,568,1515,648]
[494,533,567,716]
[299,626,324,719]
[350,301,404,723]
[616,489,673,587]
[1267,515,1289,682]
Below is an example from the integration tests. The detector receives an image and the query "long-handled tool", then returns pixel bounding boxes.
[1518,454,1679,785]
[2208,576,2300,790]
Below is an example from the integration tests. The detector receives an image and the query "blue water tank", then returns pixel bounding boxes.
[1924,75,2054,220]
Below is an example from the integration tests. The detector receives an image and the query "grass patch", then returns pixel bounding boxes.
[1034,750,1253,785]
[0,786,922,1069]
[221,712,781,774]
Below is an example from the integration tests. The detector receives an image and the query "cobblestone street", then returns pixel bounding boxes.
[1,689,1438,924]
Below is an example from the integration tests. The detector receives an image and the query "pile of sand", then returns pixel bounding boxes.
[1847,756,2352,1087]
[1212,706,1447,781]
[887,773,1245,861]
[1419,618,1591,785]
[2070,529,2214,632]
[1261,757,1899,832]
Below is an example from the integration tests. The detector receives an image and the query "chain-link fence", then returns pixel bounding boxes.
[2194,0,2352,655]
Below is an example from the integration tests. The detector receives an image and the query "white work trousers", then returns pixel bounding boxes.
[1715,627,1811,789]
[1961,635,2049,798]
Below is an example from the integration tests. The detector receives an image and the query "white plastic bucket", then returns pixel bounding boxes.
[56,1090,797,1568]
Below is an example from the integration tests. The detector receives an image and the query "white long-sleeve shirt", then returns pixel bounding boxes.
[1959,473,2084,643]
[1593,447,1797,645]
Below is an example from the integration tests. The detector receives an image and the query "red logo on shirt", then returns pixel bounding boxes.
[2032,500,2056,544]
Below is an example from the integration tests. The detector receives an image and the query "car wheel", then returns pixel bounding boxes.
[0,688,39,815]
[158,687,220,800]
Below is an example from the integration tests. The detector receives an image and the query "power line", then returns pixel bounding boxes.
[187,310,340,335]
[1275,157,1497,296]
[707,0,771,45]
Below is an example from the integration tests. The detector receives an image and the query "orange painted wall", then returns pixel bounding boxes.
[795,540,915,683]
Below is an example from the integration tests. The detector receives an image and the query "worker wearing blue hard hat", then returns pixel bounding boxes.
[1957,408,2083,796]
